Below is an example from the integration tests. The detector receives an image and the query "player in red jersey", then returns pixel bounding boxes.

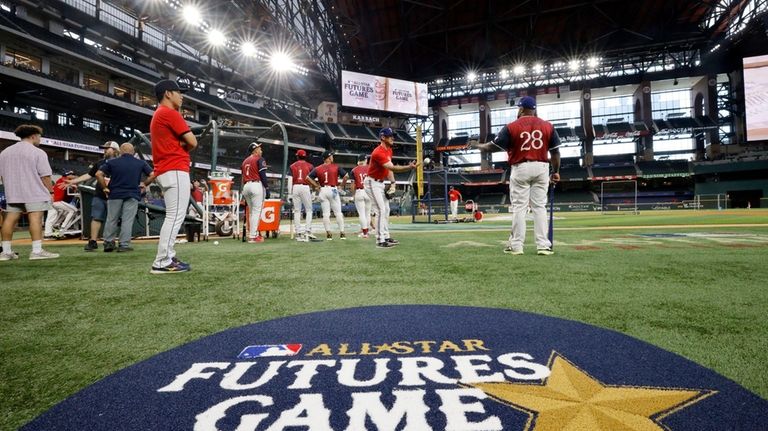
[288,149,315,242]
[351,154,372,238]
[150,79,197,274]
[306,151,348,240]
[44,170,77,237]
[365,128,419,248]
[474,96,560,255]
[241,142,269,243]
[448,186,463,220]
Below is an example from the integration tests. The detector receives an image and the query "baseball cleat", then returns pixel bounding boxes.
[503,247,524,255]
[339,233,346,240]
[29,250,60,260]
[326,233,333,241]
[376,241,396,248]
[385,238,399,245]
[537,248,554,255]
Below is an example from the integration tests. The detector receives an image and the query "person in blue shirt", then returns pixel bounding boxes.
[96,143,155,252]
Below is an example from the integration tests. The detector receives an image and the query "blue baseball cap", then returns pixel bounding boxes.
[379,128,395,137]
[517,96,537,109]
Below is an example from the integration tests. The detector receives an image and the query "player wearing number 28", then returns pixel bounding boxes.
[476,96,560,255]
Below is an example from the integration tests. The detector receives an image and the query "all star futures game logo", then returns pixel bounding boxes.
[159,339,710,430]
[22,306,768,431]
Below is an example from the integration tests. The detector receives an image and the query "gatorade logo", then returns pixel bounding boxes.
[261,205,276,224]
[22,306,768,430]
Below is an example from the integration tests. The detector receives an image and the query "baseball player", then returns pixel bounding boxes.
[150,79,197,273]
[66,141,120,251]
[351,154,372,238]
[448,185,463,220]
[44,170,77,238]
[474,96,560,255]
[365,128,419,248]
[288,149,315,242]
[241,142,269,243]
[306,151,348,240]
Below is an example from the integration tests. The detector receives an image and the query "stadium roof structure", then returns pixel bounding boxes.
[37,0,768,105]
[321,0,768,95]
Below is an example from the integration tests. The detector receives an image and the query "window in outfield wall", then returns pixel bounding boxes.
[591,95,633,124]
[3,48,41,71]
[83,118,101,131]
[652,89,692,118]
[447,112,480,138]
[113,85,135,102]
[592,141,635,156]
[654,137,695,153]
[50,63,78,85]
[84,75,108,93]
[63,0,96,16]
[137,93,155,108]
[100,2,136,37]
[30,107,48,121]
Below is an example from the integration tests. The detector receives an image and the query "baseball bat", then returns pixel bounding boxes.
[548,183,555,248]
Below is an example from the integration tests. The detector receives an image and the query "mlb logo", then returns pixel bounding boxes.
[238,344,302,359]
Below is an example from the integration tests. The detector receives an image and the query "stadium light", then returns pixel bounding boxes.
[568,60,580,71]
[208,29,226,46]
[533,63,543,74]
[181,5,201,25]
[270,51,295,72]
[500,69,509,79]
[241,41,257,57]
[467,72,477,82]
[587,57,599,68]
[513,65,525,76]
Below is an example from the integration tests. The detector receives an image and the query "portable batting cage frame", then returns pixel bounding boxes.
[411,168,450,223]
[600,180,639,215]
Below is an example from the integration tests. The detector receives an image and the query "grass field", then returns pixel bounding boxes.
[1,209,767,429]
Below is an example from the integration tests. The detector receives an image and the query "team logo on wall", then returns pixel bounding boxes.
[23,306,768,430]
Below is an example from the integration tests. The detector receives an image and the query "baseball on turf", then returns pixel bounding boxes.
[214,241,219,245]
[423,157,431,164]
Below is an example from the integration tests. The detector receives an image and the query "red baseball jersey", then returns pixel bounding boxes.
[495,116,560,165]
[449,189,462,202]
[150,104,192,175]
[310,163,347,187]
[368,144,393,181]
[52,177,69,202]
[290,160,315,185]
[241,155,266,182]
[351,165,369,189]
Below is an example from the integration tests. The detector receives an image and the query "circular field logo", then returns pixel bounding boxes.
[23,306,768,430]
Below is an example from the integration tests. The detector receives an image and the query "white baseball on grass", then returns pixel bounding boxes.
[214,241,219,245]
[423,157,431,164]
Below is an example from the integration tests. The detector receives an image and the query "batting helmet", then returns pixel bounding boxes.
[247,142,262,153]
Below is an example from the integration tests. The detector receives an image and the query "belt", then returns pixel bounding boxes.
[246,180,261,183]
[369,178,385,183]
[515,160,543,165]
[355,187,364,190]
[321,185,336,188]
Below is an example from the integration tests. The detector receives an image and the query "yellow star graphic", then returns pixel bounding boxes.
[467,353,715,431]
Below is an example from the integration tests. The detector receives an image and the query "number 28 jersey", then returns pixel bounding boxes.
[494,116,560,165]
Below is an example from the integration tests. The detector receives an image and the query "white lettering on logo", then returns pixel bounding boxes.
[286,360,337,389]
[265,394,332,431]
[157,362,230,392]
[436,388,503,430]
[344,390,430,431]
[194,395,273,431]
[337,358,391,387]
[452,355,505,383]
[497,353,551,380]
[398,357,456,386]
[220,361,286,390]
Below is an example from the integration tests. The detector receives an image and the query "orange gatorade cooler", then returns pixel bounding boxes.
[209,177,234,205]
[258,199,283,231]
[245,199,283,232]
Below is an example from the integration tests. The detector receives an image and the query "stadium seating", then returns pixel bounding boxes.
[637,160,690,177]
